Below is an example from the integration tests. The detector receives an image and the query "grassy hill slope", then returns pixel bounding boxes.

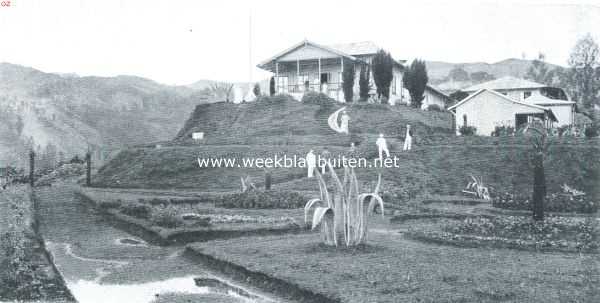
[172,97,453,146]
[92,96,599,199]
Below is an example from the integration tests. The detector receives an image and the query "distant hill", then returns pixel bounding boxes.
[0,63,211,168]
[426,58,564,92]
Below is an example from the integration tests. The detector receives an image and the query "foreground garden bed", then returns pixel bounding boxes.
[0,186,75,302]
[186,231,600,302]
[405,215,599,254]
[76,187,304,245]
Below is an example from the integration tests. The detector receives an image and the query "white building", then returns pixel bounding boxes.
[448,89,557,136]
[257,40,406,102]
[461,76,575,127]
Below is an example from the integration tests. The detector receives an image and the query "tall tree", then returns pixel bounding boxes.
[523,124,549,221]
[269,76,276,96]
[359,66,371,101]
[403,59,429,108]
[371,50,394,102]
[568,33,600,108]
[342,63,355,102]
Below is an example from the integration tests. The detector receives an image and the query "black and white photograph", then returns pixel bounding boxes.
[0,0,599,302]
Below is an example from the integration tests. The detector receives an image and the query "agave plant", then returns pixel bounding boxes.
[304,163,384,247]
[463,175,490,200]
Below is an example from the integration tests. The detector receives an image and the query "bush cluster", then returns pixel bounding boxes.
[301,92,336,106]
[459,125,477,136]
[493,192,598,214]
[215,190,306,209]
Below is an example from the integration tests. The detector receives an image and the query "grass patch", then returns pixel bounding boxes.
[187,230,600,302]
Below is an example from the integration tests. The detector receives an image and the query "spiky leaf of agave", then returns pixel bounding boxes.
[304,198,323,227]
[311,207,333,230]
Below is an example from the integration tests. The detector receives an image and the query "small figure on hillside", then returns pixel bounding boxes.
[376,134,390,160]
[403,124,413,151]
[321,147,331,174]
[306,149,317,178]
[349,142,356,154]
[340,111,350,134]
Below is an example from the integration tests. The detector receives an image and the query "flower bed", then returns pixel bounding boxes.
[407,215,599,253]
[214,190,306,209]
[493,192,598,214]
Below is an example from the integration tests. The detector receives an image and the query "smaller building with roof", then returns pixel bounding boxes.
[451,76,575,134]
[448,89,558,136]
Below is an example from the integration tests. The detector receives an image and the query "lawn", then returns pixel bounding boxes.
[187,226,600,303]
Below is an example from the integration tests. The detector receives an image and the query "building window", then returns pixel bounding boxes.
[463,114,468,127]
[392,76,397,95]
[523,91,532,99]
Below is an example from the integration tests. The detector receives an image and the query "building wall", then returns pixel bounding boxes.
[541,104,574,127]
[454,90,546,136]
[421,90,447,109]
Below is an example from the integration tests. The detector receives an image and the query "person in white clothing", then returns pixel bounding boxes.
[376,133,390,160]
[403,124,413,151]
[340,111,350,134]
[306,149,316,178]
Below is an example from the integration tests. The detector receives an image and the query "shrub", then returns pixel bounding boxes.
[301,91,336,106]
[120,202,152,219]
[459,125,477,136]
[427,104,443,112]
[584,125,598,138]
[151,205,184,228]
[215,190,306,209]
[492,125,515,137]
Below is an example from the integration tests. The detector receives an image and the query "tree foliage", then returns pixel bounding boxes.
[403,59,429,108]
[567,33,600,108]
[342,62,355,102]
[371,50,394,102]
[358,66,371,101]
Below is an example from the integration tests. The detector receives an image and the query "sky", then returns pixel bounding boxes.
[0,0,599,85]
